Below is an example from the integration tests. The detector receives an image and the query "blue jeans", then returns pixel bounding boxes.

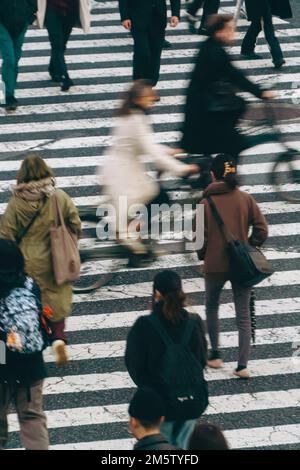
[160,419,198,450]
[0,22,28,99]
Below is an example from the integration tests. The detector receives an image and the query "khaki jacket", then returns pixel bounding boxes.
[0,189,81,322]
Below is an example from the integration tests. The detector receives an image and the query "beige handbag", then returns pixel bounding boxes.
[50,194,81,286]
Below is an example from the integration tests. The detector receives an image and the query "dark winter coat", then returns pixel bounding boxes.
[181,37,263,156]
[245,0,292,21]
[118,0,181,27]
[0,0,37,36]
[134,434,178,450]
[197,182,269,274]
[125,305,207,421]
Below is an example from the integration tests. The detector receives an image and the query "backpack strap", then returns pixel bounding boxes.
[181,316,197,346]
[148,314,174,348]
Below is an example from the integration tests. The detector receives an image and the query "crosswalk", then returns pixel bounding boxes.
[0,0,299,450]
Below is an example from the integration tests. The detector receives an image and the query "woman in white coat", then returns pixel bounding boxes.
[101,80,199,261]
[37,0,91,91]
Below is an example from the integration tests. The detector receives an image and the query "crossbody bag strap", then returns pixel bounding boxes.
[206,196,234,243]
[16,198,46,245]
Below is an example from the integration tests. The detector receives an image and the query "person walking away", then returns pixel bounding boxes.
[0,239,49,450]
[197,154,268,378]
[181,14,275,167]
[186,0,220,35]
[0,155,81,365]
[188,422,229,450]
[118,0,181,92]
[125,270,208,449]
[37,0,91,91]
[0,0,37,111]
[100,80,198,264]
[129,388,178,450]
[241,0,292,68]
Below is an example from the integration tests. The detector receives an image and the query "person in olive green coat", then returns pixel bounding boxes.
[0,154,81,365]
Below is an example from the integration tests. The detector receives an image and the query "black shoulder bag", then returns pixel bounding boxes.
[207,196,274,287]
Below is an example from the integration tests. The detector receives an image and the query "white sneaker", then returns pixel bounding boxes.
[52,340,69,366]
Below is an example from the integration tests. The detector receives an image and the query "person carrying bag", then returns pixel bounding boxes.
[0,155,81,366]
[197,154,269,378]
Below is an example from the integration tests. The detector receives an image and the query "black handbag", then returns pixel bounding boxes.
[207,196,274,287]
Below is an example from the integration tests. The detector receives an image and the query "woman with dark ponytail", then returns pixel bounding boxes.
[125,270,208,449]
[197,154,268,378]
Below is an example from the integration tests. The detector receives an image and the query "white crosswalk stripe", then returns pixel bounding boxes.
[0,0,299,451]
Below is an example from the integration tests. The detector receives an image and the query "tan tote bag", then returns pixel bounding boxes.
[50,194,81,286]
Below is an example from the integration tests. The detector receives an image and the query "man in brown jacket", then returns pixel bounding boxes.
[197,154,268,378]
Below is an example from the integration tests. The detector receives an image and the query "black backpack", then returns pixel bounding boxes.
[148,314,209,421]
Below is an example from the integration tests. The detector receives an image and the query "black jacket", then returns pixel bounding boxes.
[181,37,263,155]
[245,0,292,21]
[134,434,178,450]
[0,0,37,36]
[118,0,181,26]
[125,306,207,420]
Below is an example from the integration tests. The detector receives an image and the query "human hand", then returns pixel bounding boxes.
[170,16,180,27]
[261,90,276,100]
[122,19,132,30]
[188,164,200,174]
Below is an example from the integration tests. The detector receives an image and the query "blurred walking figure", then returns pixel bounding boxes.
[126,270,208,449]
[0,240,49,450]
[188,422,229,450]
[118,0,181,90]
[197,154,268,378]
[0,0,37,111]
[129,388,178,450]
[241,0,292,68]
[100,80,198,263]
[0,155,81,365]
[37,0,91,91]
[181,14,274,164]
[186,0,220,35]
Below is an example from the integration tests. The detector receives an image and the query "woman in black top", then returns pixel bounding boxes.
[181,14,275,162]
[125,270,208,449]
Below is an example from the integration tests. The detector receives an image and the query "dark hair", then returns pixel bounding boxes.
[17,154,54,184]
[153,270,187,325]
[139,419,162,430]
[188,422,229,450]
[117,79,154,117]
[0,239,26,298]
[211,153,238,189]
[206,14,234,37]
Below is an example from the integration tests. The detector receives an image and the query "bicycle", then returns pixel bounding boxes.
[73,101,300,293]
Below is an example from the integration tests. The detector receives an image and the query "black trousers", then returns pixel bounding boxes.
[241,6,283,62]
[131,7,166,86]
[187,0,220,27]
[45,8,77,78]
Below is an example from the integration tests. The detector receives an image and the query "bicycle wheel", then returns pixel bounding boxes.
[271,149,300,203]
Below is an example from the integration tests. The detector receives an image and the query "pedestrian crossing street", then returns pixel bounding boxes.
[0,0,299,450]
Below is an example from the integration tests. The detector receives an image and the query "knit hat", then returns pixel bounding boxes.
[153,270,182,296]
[128,388,165,421]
